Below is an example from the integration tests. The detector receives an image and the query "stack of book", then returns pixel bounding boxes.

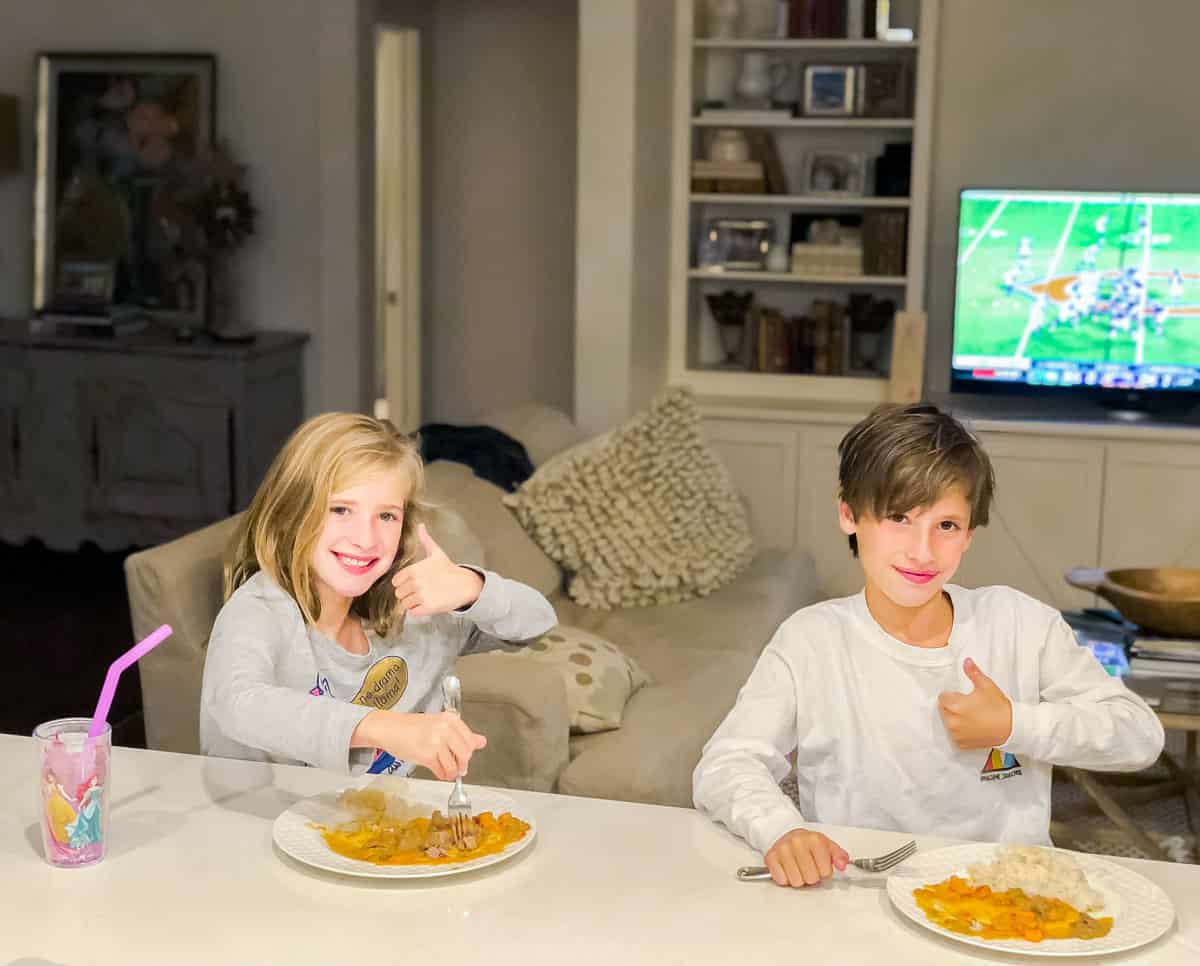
[1128,636,1200,679]
[691,160,766,195]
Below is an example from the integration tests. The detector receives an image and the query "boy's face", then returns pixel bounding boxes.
[838,486,974,610]
[311,467,409,606]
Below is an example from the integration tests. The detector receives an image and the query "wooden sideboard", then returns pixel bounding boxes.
[0,320,308,550]
[700,397,1200,611]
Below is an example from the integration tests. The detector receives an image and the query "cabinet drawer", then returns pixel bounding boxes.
[84,381,232,523]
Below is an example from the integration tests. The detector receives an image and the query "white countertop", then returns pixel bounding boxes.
[4,734,1198,964]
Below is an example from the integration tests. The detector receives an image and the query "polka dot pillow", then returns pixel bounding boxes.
[501,625,650,734]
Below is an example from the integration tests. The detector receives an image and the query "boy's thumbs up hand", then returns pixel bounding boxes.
[391,523,484,616]
[937,658,1013,750]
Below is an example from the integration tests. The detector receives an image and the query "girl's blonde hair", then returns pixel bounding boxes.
[224,412,427,635]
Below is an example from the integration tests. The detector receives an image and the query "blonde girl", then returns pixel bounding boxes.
[199,413,556,778]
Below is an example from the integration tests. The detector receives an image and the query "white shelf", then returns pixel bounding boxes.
[682,368,889,404]
[691,194,910,208]
[692,116,914,128]
[693,39,918,50]
[688,269,907,286]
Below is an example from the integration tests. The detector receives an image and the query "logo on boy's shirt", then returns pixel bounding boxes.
[980,747,1022,782]
[366,749,413,776]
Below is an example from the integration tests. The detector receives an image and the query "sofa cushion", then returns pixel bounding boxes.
[423,460,562,598]
[503,388,755,610]
[557,649,758,808]
[551,548,820,685]
[423,503,485,569]
[495,625,650,734]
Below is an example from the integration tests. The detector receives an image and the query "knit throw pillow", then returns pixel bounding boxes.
[498,625,650,734]
[502,387,755,609]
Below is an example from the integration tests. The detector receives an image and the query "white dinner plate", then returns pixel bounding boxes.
[886,843,1174,957]
[272,782,536,879]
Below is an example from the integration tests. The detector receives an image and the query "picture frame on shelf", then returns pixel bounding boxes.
[51,258,116,313]
[857,62,913,118]
[696,217,775,271]
[801,65,857,117]
[801,151,868,197]
[33,52,217,329]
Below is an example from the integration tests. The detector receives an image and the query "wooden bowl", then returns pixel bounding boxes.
[1066,567,1200,638]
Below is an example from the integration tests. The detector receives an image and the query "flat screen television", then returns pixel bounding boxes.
[951,188,1200,416]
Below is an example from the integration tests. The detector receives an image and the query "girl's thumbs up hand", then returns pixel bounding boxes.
[392,523,484,616]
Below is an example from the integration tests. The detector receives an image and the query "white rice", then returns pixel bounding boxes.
[967,846,1104,913]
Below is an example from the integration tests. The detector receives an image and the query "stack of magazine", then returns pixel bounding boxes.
[1129,636,1200,679]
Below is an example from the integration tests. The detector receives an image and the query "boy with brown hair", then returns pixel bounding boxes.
[693,403,1163,888]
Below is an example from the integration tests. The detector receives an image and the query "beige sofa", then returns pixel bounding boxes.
[125,406,821,807]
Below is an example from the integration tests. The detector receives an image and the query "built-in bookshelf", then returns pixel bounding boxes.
[666,0,940,402]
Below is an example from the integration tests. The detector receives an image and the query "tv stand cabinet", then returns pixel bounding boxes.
[698,396,1200,609]
[0,321,308,551]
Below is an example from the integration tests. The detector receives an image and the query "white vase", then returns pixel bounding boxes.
[740,0,780,38]
[735,53,790,105]
[708,128,751,163]
[706,0,741,38]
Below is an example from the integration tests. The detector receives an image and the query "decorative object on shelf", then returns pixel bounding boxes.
[735,53,791,109]
[847,292,896,373]
[866,0,916,42]
[691,158,765,194]
[697,218,774,271]
[862,209,908,276]
[887,309,927,403]
[801,65,857,116]
[765,241,790,273]
[858,62,913,118]
[706,0,742,38]
[744,130,789,194]
[873,141,912,197]
[790,242,863,277]
[708,128,751,163]
[0,92,18,174]
[740,0,780,37]
[160,141,259,341]
[801,150,867,197]
[51,259,116,312]
[705,289,754,368]
[33,52,216,332]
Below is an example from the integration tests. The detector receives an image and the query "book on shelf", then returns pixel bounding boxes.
[754,307,792,373]
[789,0,847,39]
[691,159,766,195]
[862,209,908,276]
[744,130,789,194]
[1130,637,1200,661]
[1129,656,1200,679]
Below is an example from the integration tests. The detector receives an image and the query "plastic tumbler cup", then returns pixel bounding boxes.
[34,717,111,868]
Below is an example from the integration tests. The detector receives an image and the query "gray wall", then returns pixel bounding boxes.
[424,0,578,424]
[926,0,1200,396]
[0,0,368,416]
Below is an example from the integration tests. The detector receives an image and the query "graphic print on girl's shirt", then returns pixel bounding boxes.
[351,656,412,775]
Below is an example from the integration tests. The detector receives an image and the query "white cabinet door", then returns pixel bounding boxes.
[702,419,799,550]
[1101,441,1200,568]
[954,433,1103,610]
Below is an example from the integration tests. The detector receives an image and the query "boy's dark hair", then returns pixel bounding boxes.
[837,403,995,557]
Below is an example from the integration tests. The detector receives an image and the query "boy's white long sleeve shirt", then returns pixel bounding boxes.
[693,584,1164,855]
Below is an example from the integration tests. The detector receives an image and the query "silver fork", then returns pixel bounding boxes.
[736,839,917,881]
[441,674,472,848]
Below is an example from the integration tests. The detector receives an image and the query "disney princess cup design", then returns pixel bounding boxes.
[35,717,112,868]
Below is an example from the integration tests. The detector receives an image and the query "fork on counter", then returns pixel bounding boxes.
[736,839,917,881]
[441,674,472,847]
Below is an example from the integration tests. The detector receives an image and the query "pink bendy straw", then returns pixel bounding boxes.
[87,624,173,738]
[76,624,173,781]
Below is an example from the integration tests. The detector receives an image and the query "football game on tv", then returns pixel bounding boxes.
[951,189,1200,393]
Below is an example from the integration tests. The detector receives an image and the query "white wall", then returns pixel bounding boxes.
[423,0,578,424]
[575,0,674,436]
[926,0,1200,396]
[0,0,367,416]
